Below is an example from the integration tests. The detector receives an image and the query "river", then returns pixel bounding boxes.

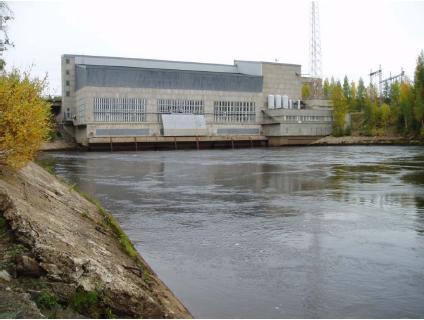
[39,146,424,318]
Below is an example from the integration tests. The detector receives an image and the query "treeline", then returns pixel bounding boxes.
[324,51,424,137]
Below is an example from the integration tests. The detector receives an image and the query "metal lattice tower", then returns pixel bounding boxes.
[309,1,322,78]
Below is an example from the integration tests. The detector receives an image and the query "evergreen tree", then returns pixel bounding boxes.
[357,78,366,111]
[343,76,350,101]
[383,81,391,104]
[413,51,424,134]
[350,81,357,112]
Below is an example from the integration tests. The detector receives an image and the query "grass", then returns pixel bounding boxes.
[70,290,98,313]
[7,244,25,258]
[35,158,56,175]
[35,292,59,310]
[70,184,139,260]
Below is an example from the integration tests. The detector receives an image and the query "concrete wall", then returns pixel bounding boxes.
[60,55,77,123]
[262,108,333,137]
[262,62,302,104]
[73,86,264,144]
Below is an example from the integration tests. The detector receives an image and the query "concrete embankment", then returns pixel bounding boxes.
[0,162,191,318]
[311,135,424,146]
[39,140,77,151]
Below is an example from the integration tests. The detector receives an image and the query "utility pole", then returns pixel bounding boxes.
[369,65,382,103]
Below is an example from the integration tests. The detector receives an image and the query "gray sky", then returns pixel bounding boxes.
[3,0,424,95]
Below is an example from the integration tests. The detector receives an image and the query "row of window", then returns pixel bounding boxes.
[157,99,204,121]
[214,101,256,123]
[85,97,333,125]
[283,115,333,122]
[89,98,257,123]
[93,97,146,122]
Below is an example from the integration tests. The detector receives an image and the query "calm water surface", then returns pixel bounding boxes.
[40,146,424,318]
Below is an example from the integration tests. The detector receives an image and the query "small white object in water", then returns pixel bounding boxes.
[235,243,240,246]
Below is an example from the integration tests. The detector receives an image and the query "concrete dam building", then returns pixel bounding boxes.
[60,54,332,149]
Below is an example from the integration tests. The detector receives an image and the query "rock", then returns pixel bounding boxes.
[0,290,44,318]
[0,162,192,318]
[0,270,12,282]
[16,255,44,277]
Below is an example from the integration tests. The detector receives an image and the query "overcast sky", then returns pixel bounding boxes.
[2,0,424,95]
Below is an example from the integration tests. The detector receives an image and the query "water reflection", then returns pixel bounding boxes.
[39,146,424,318]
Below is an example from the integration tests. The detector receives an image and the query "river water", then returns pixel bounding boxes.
[39,146,424,318]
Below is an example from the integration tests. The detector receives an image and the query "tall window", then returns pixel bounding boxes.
[157,99,204,121]
[93,97,146,122]
[78,98,86,123]
[214,101,256,123]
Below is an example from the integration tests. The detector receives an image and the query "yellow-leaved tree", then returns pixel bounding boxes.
[0,70,51,169]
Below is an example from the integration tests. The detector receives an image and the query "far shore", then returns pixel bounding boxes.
[311,135,424,146]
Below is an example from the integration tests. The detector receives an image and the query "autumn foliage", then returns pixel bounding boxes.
[0,70,51,169]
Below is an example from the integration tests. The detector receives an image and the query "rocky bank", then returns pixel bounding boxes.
[311,135,424,146]
[0,162,191,318]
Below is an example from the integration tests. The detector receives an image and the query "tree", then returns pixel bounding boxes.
[413,51,424,135]
[399,82,414,133]
[0,2,14,71]
[363,92,378,135]
[380,103,391,132]
[383,81,391,104]
[331,83,349,136]
[323,78,330,99]
[349,81,357,111]
[301,83,311,100]
[357,78,366,111]
[0,70,51,168]
[343,76,350,101]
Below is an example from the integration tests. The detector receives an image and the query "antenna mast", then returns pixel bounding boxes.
[310,1,322,78]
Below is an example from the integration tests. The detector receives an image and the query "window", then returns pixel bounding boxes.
[66,70,70,75]
[157,99,204,121]
[93,97,146,122]
[213,101,256,123]
[66,91,70,97]
[65,58,70,64]
[78,98,85,123]
[66,80,70,86]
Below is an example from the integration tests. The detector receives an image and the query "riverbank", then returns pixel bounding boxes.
[311,135,424,146]
[0,162,191,318]
[40,140,77,151]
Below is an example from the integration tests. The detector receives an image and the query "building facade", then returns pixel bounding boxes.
[60,54,332,147]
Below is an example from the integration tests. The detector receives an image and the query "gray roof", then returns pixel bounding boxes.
[75,64,263,92]
[67,54,240,74]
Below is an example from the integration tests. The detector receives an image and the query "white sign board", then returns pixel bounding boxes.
[161,114,207,136]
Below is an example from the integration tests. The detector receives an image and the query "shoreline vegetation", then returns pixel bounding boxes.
[316,51,424,139]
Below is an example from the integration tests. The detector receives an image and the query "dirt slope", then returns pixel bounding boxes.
[0,162,191,318]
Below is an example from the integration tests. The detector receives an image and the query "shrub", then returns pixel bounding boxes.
[35,292,59,310]
[0,70,51,169]
[70,290,98,313]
